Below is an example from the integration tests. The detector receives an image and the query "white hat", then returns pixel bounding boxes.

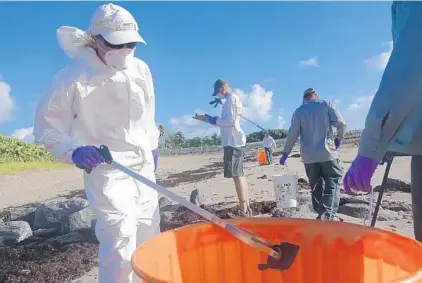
[89,3,146,45]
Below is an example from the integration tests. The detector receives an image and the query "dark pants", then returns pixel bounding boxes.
[264,147,272,164]
[304,159,343,217]
[223,146,245,178]
[411,156,422,242]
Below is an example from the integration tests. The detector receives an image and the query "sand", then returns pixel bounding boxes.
[0,144,415,282]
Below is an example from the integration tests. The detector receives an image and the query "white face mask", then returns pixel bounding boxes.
[216,93,225,100]
[104,48,134,71]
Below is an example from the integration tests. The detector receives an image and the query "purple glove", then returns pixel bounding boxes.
[343,155,378,194]
[152,149,158,172]
[334,138,341,149]
[72,146,104,170]
[279,153,288,165]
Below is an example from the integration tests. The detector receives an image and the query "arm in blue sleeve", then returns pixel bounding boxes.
[282,111,301,154]
[327,102,346,141]
[359,2,422,161]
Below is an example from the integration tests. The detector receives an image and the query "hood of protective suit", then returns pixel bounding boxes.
[56,26,95,59]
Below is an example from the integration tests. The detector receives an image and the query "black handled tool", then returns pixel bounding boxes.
[75,145,113,174]
[76,144,300,271]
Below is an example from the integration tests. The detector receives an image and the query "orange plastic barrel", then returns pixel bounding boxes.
[257,151,268,165]
[132,218,422,283]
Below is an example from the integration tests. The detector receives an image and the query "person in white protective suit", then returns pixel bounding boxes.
[33,3,161,283]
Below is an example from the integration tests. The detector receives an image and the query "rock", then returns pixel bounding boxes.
[159,196,172,208]
[338,203,397,221]
[383,202,412,212]
[160,211,173,223]
[297,193,312,206]
[68,207,96,232]
[160,203,184,213]
[91,219,97,230]
[298,178,308,185]
[210,202,238,212]
[0,221,33,246]
[373,178,411,193]
[3,205,37,227]
[46,232,84,245]
[339,196,369,206]
[189,189,207,206]
[257,175,267,179]
[271,208,299,218]
[34,197,89,232]
[33,228,60,238]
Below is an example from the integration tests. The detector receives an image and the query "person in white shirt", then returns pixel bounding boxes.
[34,3,160,282]
[262,132,277,164]
[204,79,252,216]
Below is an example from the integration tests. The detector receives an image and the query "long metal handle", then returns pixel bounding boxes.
[371,158,393,227]
[110,159,281,259]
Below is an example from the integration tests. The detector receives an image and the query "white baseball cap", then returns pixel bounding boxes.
[89,3,146,45]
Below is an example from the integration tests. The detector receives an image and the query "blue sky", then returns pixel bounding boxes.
[0,1,393,142]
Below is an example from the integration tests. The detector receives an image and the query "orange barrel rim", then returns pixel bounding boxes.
[132,218,422,283]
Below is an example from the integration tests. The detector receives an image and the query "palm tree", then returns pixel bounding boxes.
[158,125,164,137]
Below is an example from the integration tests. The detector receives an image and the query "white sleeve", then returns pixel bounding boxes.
[143,63,160,150]
[33,68,84,164]
[216,96,240,128]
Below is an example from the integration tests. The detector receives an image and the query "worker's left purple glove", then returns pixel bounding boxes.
[343,155,378,194]
[204,114,218,125]
[334,138,341,149]
[152,149,158,172]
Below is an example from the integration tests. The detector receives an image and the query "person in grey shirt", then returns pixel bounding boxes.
[279,88,346,220]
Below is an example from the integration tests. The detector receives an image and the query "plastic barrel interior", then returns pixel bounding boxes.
[132,218,422,283]
[257,151,268,165]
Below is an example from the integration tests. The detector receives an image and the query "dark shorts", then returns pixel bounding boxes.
[223,146,244,178]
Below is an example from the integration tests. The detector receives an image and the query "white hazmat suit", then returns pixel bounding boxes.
[33,3,161,283]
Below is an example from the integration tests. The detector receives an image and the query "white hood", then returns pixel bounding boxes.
[56,26,94,59]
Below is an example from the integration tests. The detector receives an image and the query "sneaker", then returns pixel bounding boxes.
[317,212,344,222]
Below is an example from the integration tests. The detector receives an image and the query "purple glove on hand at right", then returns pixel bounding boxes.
[72,146,104,170]
[343,155,378,194]
[279,153,288,165]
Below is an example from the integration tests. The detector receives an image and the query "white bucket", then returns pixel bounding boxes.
[272,173,299,209]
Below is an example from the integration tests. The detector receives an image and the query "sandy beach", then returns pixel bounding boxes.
[0,144,415,282]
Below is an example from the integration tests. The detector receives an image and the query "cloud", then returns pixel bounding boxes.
[262,77,274,83]
[11,126,34,144]
[169,108,219,138]
[169,84,274,137]
[364,41,393,71]
[333,98,341,106]
[298,56,319,68]
[343,94,375,130]
[234,84,273,123]
[0,78,14,124]
[276,108,286,129]
[347,95,374,111]
[277,116,285,129]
